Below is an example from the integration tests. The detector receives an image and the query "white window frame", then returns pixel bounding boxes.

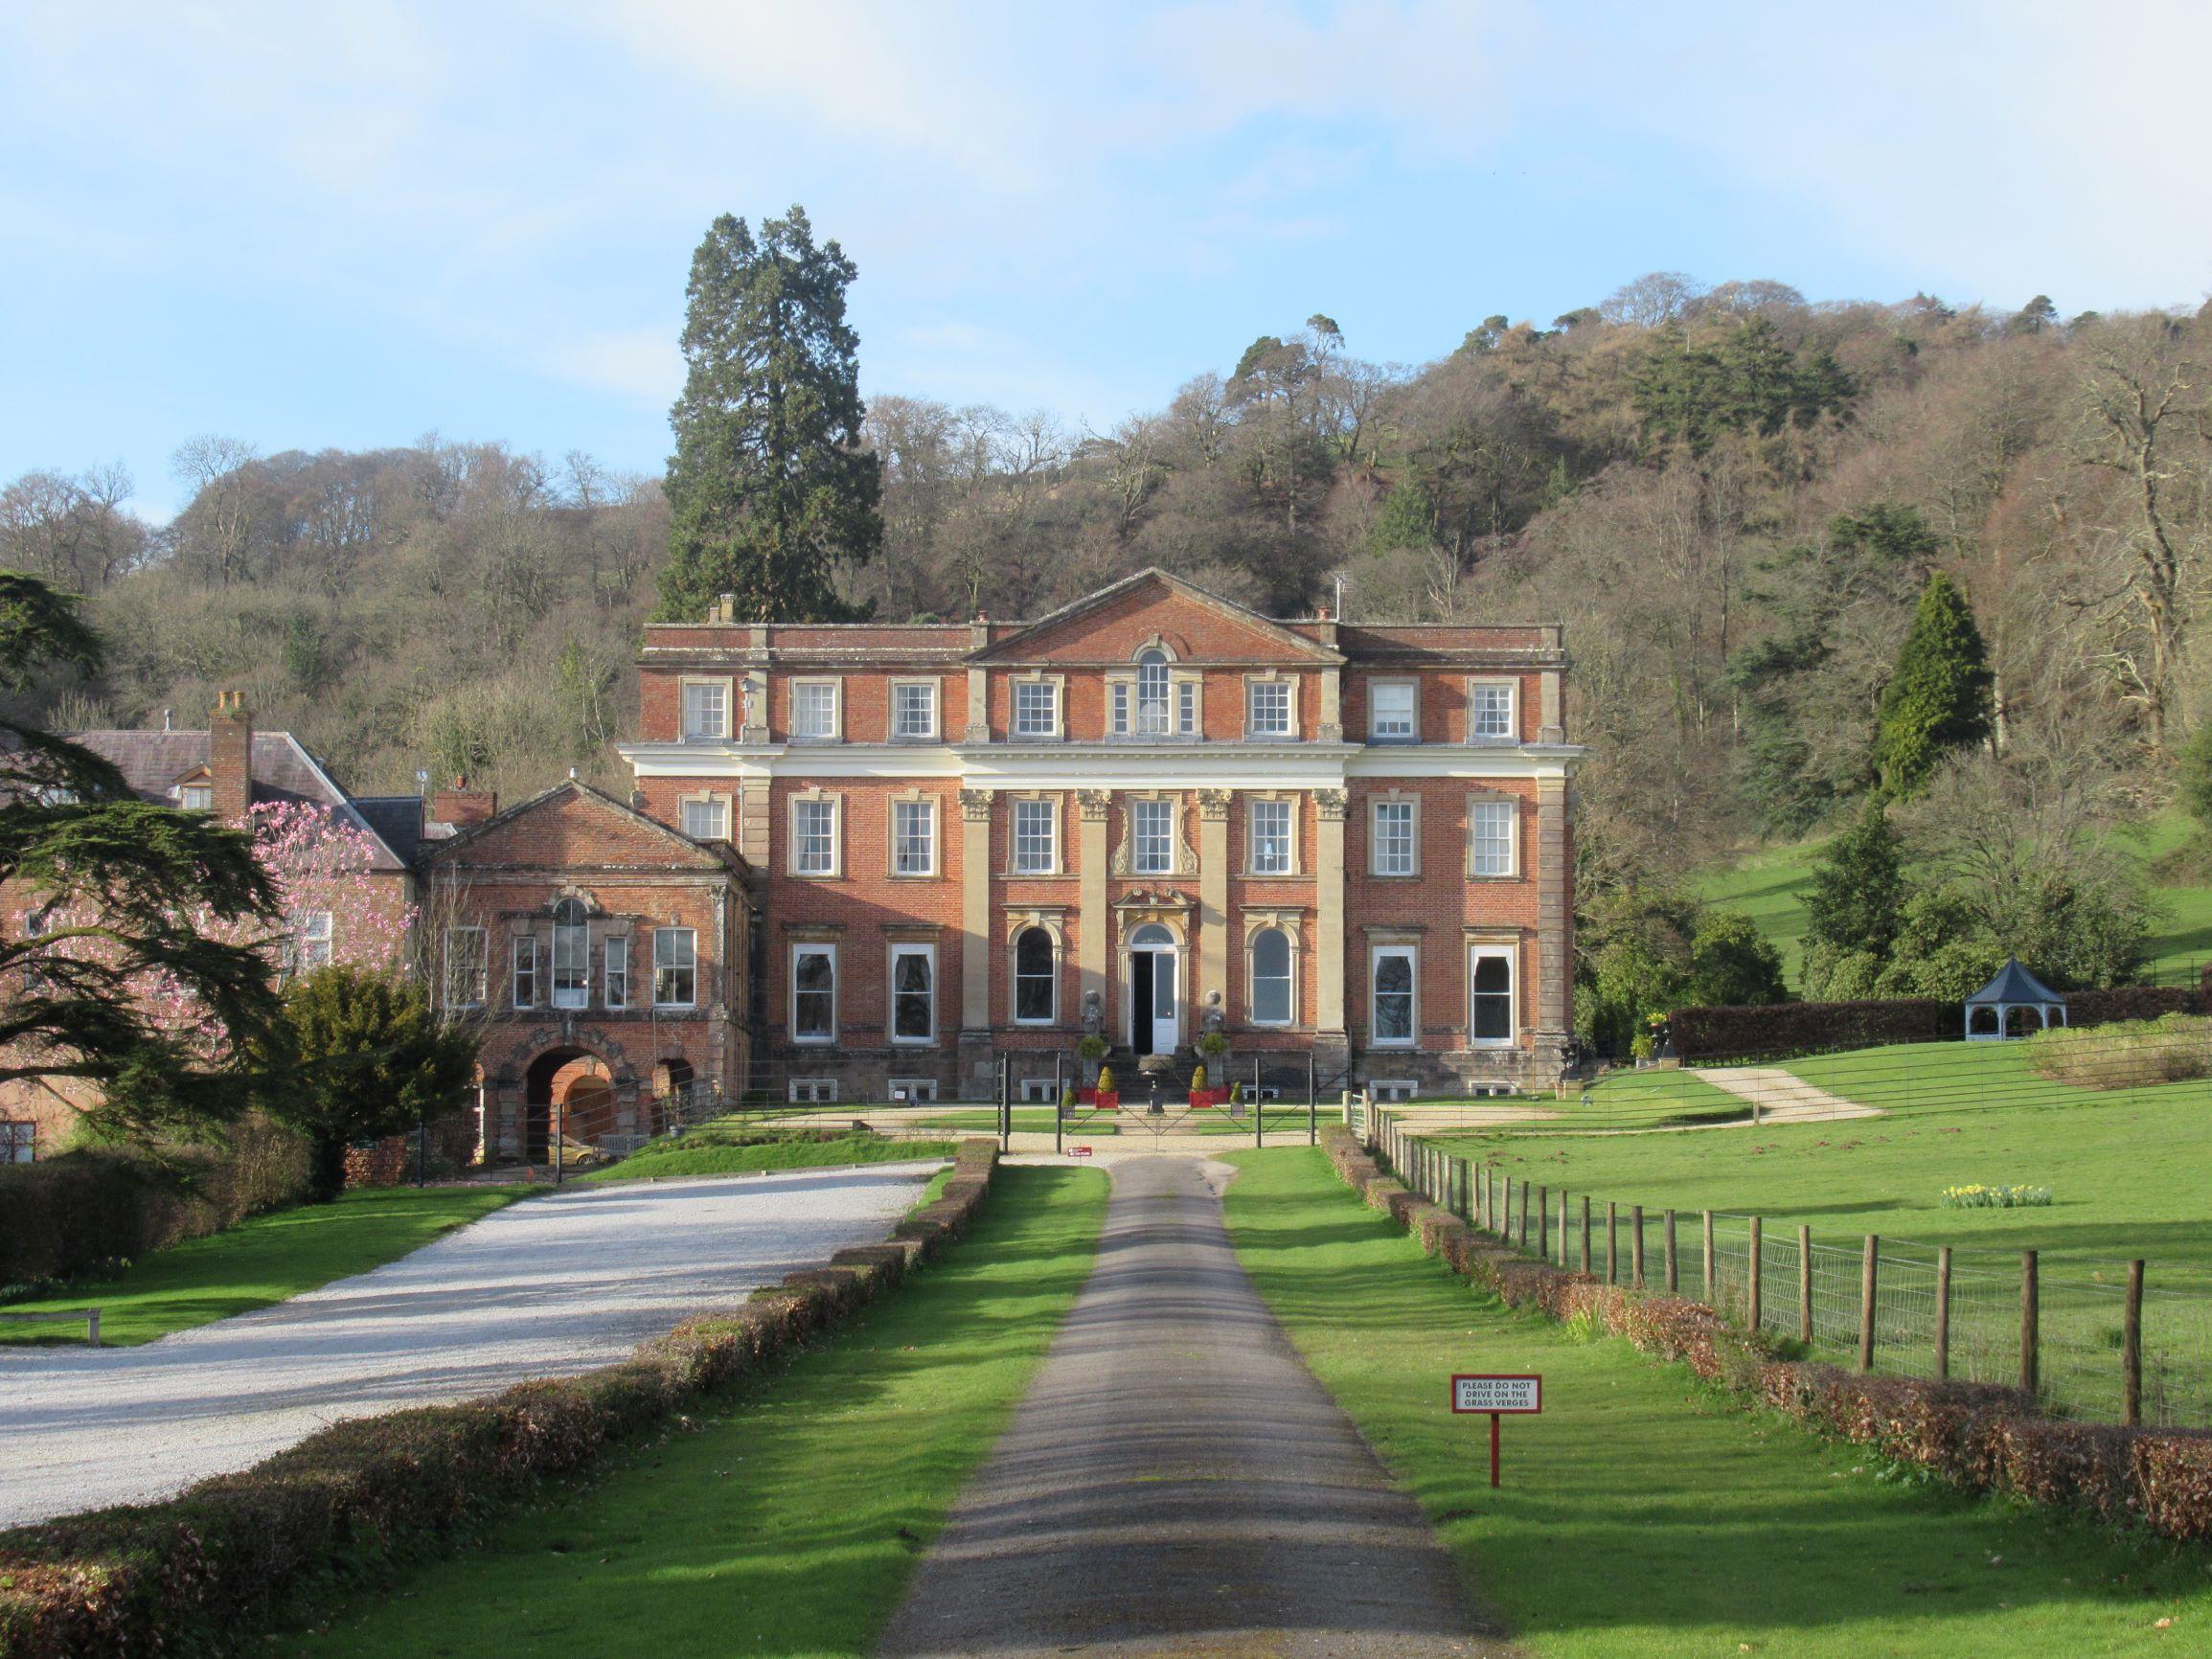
[512,935,539,1010]
[604,935,629,1010]
[179,782,214,812]
[790,941,837,1043]
[680,676,732,741]
[1469,943,1516,1047]
[551,899,589,1010]
[1012,924,1058,1026]
[1246,924,1296,1027]
[290,910,333,973]
[889,677,940,741]
[1370,1078,1421,1102]
[653,926,697,1009]
[681,794,731,842]
[790,792,841,878]
[891,797,938,877]
[889,1078,940,1104]
[1012,797,1059,875]
[1468,795,1518,878]
[1107,651,1200,739]
[1368,679,1420,742]
[1135,649,1172,736]
[1247,797,1296,875]
[444,926,488,1010]
[788,1076,838,1104]
[1370,943,1418,1048]
[1012,676,1061,739]
[1370,796,1420,877]
[1132,798,1174,875]
[1018,1078,1060,1103]
[888,941,937,1046]
[1467,677,1518,744]
[1243,674,1297,739]
[789,676,842,742]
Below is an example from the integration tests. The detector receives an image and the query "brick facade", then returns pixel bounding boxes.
[621,568,1580,1103]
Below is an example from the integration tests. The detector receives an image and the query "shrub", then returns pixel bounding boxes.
[1939,1183,2053,1209]
[2026,1011,2211,1092]
[1189,1064,1206,1092]
[1670,997,1955,1060]
[1094,1065,1113,1094]
[0,1115,310,1292]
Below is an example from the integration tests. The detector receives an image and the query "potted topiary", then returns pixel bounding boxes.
[1094,1063,1118,1112]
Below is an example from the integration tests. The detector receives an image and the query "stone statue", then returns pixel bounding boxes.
[1082,987,1103,1035]
[1201,989,1225,1034]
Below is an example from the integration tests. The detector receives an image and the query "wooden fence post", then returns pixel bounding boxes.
[1702,1210,1715,1303]
[1632,1205,1646,1290]
[1559,1188,1570,1269]
[1797,1223,1813,1346]
[1581,1197,1592,1275]
[1518,1181,1531,1252]
[1538,1185,1549,1261]
[1859,1236,1879,1374]
[1473,1162,1486,1230]
[1664,1210,1678,1293]
[2124,1259,2144,1428]
[1747,1216,1763,1330]
[1935,1246,1951,1380]
[2020,1250,2040,1400]
[1607,1202,1618,1285]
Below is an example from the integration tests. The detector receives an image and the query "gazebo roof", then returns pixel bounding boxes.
[1966,956,2064,1008]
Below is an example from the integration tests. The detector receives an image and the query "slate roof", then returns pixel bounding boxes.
[1966,956,2065,1007]
[65,729,412,874]
[352,795,427,867]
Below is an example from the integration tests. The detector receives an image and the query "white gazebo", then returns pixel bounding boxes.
[1964,957,2066,1041]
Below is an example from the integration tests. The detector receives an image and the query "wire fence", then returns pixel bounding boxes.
[1361,1102,2212,1431]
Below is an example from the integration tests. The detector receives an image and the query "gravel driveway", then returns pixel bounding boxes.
[0,1165,939,1529]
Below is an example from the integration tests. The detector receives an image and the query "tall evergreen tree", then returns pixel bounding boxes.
[1804,801,1907,960]
[654,207,880,623]
[1874,570,1994,797]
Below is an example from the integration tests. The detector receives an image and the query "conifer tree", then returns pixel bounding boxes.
[1805,801,1907,960]
[655,207,880,623]
[1874,570,1994,797]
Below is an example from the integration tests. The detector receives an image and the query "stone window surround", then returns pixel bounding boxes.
[888,675,944,742]
[1367,788,1422,878]
[678,673,735,741]
[1242,670,1301,740]
[1008,670,1067,741]
[787,674,844,743]
[1241,791,1305,877]
[887,788,941,879]
[1005,790,1067,876]
[678,788,733,842]
[1366,676,1421,742]
[788,786,844,879]
[1366,933,1421,1049]
[1464,675,1519,745]
[788,935,839,1044]
[1241,909,1307,1028]
[1466,930,1520,1048]
[1105,636,1203,738]
[1112,789,1196,876]
[1465,787,1521,879]
[1006,908,1069,1027]
[886,937,939,1047]
[888,1077,941,1104]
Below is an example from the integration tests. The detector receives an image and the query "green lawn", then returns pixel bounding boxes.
[279,1165,1107,1659]
[1420,1039,2212,1290]
[586,1130,958,1183]
[1223,1149,2209,1658]
[0,1186,528,1347]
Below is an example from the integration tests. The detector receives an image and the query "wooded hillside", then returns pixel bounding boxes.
[7,275,2205,911]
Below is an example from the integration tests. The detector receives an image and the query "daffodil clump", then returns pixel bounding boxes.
[1939,1182,2053,1209]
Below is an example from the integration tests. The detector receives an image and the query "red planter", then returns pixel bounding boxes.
[1188,1088,1227,1110]
[1095,1091,1120,1111]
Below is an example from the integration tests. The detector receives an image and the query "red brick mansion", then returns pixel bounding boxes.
[9,568,1578,1165]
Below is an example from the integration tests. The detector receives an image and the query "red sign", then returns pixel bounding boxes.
[1069,1146,1093,1159]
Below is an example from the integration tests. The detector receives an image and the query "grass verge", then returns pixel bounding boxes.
[0,1186,528,1348]
[585,1129,957,1183]
[280,1164,1108,1659]
[1223,1148,2209,1657]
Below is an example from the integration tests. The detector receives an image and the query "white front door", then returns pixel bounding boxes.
[1148,947,1178,1056]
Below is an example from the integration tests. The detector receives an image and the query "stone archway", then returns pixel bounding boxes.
[524,1046,615,1160]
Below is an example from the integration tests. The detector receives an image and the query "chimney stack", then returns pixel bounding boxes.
[430,774,498,829]
[209,691,253,825]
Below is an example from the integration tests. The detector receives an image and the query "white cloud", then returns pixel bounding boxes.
[544,330,684,405]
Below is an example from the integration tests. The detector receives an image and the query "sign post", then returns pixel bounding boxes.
[1450,1373,1542,1488]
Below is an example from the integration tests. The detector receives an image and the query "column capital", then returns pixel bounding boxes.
[1076,788,1113,820]
[1313,786,1349,821]
[1196,787,1233,820]
[959,786,996,821]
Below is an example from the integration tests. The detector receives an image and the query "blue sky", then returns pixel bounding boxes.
[5,0,2207,520]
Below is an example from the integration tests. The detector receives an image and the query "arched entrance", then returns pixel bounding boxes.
[524,1046,615,1160]
[652,1057,696,1134]
[1126,921,1179,1057]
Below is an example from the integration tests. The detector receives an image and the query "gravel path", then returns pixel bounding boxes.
[876,1156,1507,1658]
[0,1165,938,1529]
[1689,1065,1881,1124]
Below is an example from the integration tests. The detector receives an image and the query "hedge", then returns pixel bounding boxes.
[1672,983,2208,1061]
[1320,1125,2212,1544]
[0,1116,311,1293]
[0,1139,1000,1659]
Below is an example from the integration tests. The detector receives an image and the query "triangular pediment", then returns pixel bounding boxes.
[420,780,731,873]
[969,569,1340,666]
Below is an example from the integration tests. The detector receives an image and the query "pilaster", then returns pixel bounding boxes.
[1535,774,1572,1048]
[1314,786,1348,1046]
[1077,789,1111,1029]
[959,787,994,1034]
[1197,789,1231,1028]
